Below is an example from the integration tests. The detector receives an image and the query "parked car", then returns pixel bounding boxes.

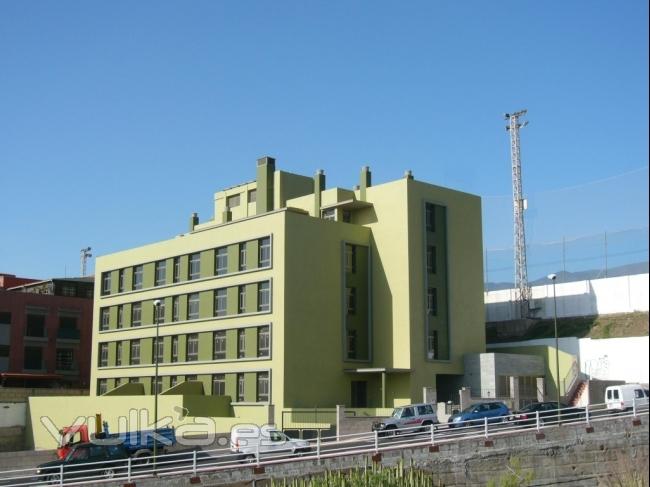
[36,442,129,483]
[371,403,439,435]
[447,401,510,428]
[605,384,649,412]
[508,402,585,425]
[230,425,311,461]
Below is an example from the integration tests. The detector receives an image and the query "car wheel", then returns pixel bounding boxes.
[46,474,61,485]
[103,468,116,479]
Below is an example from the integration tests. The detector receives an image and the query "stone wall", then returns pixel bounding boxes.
[118,414,647,486]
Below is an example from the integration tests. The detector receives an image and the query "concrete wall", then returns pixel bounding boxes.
[463,353,545,399]
[112,414,648,487]
[490,336,649,385]
[0,402,26,427]
[485,273,649,322]
[0,426,24,452]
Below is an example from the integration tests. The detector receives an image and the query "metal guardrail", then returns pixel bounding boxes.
[0,400,647,486]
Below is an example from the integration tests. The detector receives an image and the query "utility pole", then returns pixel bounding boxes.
[505,110,531,319]
[80,247,92,277]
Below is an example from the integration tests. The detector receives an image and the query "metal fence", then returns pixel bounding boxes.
[0,400,646,486]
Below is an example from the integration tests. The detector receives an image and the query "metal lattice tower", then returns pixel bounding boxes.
[505,110,531,319]
[80,247,92,277]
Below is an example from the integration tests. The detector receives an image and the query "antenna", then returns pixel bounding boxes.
[80,247,92,277]
[505,110,531,319]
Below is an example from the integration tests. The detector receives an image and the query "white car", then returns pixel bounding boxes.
[371,403,439,435]
[230,424,311,460]
[605,384,649,412]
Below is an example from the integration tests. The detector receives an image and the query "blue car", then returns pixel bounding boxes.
[447,401,510,428]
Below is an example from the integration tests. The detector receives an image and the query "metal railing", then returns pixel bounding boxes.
[0,400,647,486]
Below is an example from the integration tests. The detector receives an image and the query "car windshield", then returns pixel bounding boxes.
[391,408,403,418]
[461,405,478,414]
[519,404,540,413]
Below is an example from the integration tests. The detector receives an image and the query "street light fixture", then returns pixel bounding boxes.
[153,299,162,468]
[547,273,560,421]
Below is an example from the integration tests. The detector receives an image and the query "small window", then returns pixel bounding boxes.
[342,210,352,223]
[170,376,179,388]
[238,286,246,314]
[425,203,436,232]
[402,407,415,418]
[186,333,199,361]
[426,246,436,274]
[151,377,163,395]
[346,329,357,360]
[257,372,269,402]
[239,243,247,271]
[154,300,165,324]
[212,374,225,395]
[345,245,356,273]
[100,308,110,331]
[56,349,74,370]
[173,257,181,283]
[247,189,257,203]
[214,288,227,317]
[133,265,144,290]
[427,288,438,316]
[153,337,164,364]
[172,296,180,322]
[155,260,166,286]
[322,208,335,221]
[131,302,142,327]
[171,336,179,363]
[427,330,438,359]
[346,287,356,314]
[634,389,644,399]
[118,269,125,292]
[130,340,140,365]
[187,293,200,320]
[227,194,241,208]
[258,282,270,312]
[237,373,245,402]
[117,306,124,329]
[258,326,270,358]
[259,237,271,268]
[237,329,246,358]
[188,253,201,280]
[213,330,226,360]
[613,390,620,400]
[116,342,122,366]
[215,247,228,276]
[97,380,108,396]
[101,272,111,295]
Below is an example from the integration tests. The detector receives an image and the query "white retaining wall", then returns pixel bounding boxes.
[485,273,649,322]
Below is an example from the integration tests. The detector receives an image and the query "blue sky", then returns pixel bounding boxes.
[1,1,648,279]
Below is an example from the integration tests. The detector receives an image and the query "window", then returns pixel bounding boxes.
[237,373,245,402]
[215,247,228,275]
[173,257,180,283]
[345,244,356,273]
[213,331,226,360]
[115,378,121,388]
[259,237,271,267]
[133,265,143,290]
[214,288,227,317]
[24,347,43,369]
[151,377,163,395]
[212,374,225,396]
[56,349,74,370]
[425,203,435,232]
[118,269,125,292]
[172,296,180,322]
[155,300,165,324]
[322,208,335,221]
[129,377,139,383]
[98,379,108,396]
[116,342,122,366]
[26,314,46,337]
[186,374,197,382]
[171,336,179,363]
[186,333,199,361]
[346,287,357,314]
[427,288,438,316]
[238,286,246,314]
[101,272,111,295]
[0,312,11,324]
[61,285,75,297]
[258,326,270,358]
[417,404,434,415]
[100,308,110,331]
[342,210,352,223]
[187,293,200,320]
[155,260,166,286]
[427,330,438,360]
[170,376,179,388]
[99,343,108,367]
[257,372,269,402]
[426,246,436,274]
[347,330,357,359]
[117,306,124,329]
[130,340,140,365]
[247,189,257,203]
[227,194,241,208]
[131,302,142,327]
[188,253,201,280]
[239,243,247,271]
[402,407,415,418]
[153,337,164,364]
[258,281,270,312]
[237,329,246,358]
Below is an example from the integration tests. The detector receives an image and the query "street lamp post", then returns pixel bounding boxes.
[547,274,560,422]
[153,299,161,468]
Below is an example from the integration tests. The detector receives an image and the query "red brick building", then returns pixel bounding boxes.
[0,274,94,388]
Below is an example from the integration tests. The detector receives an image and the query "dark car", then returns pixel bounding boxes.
[508,401,585,426]
[447,401,510,428]
[36,442,129,483]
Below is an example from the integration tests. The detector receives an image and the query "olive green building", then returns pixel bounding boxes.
[90,157,485,419]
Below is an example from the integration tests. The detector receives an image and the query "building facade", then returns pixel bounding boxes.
[0,275,94,388]
[90,157,485,418]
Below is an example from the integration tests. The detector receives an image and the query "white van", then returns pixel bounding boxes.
[230,424,311,460]
[605,384,649,411]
